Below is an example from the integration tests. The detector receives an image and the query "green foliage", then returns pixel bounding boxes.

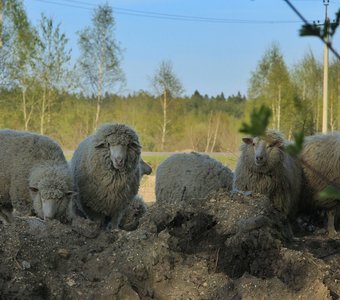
[239,105,272,136]
[151,60,184,98]
[319,186,340,200]
[285,131,304,157]
[77,3,124,96]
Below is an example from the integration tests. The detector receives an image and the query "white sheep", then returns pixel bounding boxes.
[0,129,76,221]
[70,123,142,228]
[155,152,233,203]
[233,129,301,217]
[300,131,340,236]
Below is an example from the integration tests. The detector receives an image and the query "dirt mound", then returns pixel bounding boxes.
[1,190,340,299]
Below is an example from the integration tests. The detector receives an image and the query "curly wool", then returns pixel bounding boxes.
[300,131,340,210]
[155,152,233,203]
[0,129,73,218]
[70,123,142,226]
[233,129,301,217]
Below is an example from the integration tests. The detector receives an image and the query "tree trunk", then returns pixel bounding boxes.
[22,88,28,130]
[277,85,281,130]
[330,92,335,132]
[40,85,46,134]
[210,112,221,152]
[160,89,167,151]
[205,111,213,152]
[95,61,103,131]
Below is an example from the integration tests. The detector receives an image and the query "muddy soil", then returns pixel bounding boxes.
[1,190,340,300]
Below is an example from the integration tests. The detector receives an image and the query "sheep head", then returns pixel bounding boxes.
[95,123,141,172]
[242,129,285,173]
[29,164,76,220]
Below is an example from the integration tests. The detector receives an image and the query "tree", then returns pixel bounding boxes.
[291,51,322,133]
[77,3,124,130]
[2,0,39,130]
[33,14,71,134]
[151,60,184,151]
[248,43,293,132]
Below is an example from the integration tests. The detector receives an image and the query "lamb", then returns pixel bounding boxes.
[233,129,302,217]
[0,129,76,221]
[70,123,142,228]
[155,152,233,203]
[300,131,340,236]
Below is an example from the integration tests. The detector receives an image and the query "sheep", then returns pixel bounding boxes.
[119,158,152,231]
[155,152,233,203]
[233,129,302,217]
[0,129,76,221]
[300,131,340,236]
[70,123,142,228]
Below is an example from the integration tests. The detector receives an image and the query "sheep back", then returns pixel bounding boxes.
[70,123,142,226]
[0,129,72,218]
[300,131,340,209]
[155,152,233,203]
[233,129,301,217]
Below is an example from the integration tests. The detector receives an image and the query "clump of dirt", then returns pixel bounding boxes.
[1,190,340,299]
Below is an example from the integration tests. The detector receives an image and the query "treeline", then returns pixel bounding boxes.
[0,1,339,152]
[0,89,247,151]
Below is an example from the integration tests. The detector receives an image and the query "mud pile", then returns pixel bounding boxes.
[1,190,339,299]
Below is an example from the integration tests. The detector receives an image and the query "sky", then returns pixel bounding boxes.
[23,0,340,97]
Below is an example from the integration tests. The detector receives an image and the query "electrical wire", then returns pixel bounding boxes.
[31,0,306,24]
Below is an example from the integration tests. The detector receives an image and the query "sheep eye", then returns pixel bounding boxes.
[252,143,255,146]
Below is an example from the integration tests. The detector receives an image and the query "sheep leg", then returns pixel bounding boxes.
[326,209,337,238]
[9,185,32,216]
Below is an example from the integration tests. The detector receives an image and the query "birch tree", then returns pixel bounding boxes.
[248,43,293,132]
[34,14,71,134]
[77,4,124,130]
[151,60,184,151]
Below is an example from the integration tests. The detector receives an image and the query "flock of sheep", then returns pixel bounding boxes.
[0,124,339,237]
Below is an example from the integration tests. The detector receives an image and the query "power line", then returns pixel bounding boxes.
[32,0,306,24]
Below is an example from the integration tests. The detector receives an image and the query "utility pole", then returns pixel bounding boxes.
[0,0,3,48]
[322,0,329,133]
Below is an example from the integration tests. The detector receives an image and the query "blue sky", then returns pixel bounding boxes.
[24,0,340,97]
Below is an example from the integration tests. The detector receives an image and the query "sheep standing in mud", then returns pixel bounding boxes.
[233,129,302,217]
[70,123,142,228]
[300,132,340,236]
[0,129,76,221]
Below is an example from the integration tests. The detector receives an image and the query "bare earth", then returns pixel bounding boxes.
[1,189,340,299]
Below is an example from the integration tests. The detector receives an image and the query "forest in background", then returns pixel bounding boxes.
[0,1,339,152]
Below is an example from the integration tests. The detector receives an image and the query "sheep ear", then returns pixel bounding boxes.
[273,141,284,149]
[130,141,141,151]
[29,186,39,193]
[242,138,253,145]
[95,141,107,148]
[66,191,77,197]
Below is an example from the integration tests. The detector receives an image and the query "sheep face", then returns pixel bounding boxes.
[243,136,284,172]
[29,185,73,220]
[110,144,128,170]
[95,125,141,172]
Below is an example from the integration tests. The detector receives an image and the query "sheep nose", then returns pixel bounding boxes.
[256,155,264,162]
[115,158,124,167]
